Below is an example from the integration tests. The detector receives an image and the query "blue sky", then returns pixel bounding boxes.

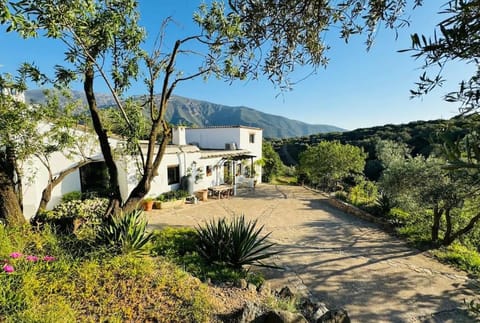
[0,1,473,130]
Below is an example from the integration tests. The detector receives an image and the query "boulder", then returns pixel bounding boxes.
[277,286,295,299]
[317,309,350,323]
[312,302,329,321]
[258,282,271,296]
[264,310,308,323]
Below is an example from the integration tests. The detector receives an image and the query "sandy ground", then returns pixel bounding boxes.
[146,184,479,322]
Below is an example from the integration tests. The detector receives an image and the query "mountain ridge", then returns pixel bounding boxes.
[25,90,345,138]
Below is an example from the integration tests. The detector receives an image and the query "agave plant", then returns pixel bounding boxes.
[98,208,153,255]
[195,217,230,263]
[196,215,279,269]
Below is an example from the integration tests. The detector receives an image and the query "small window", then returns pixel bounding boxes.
[249,133,255,143]
[206,165,212,177]
[167,165,180,185]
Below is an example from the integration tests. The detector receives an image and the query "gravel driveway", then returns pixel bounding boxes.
[147,184,478,322]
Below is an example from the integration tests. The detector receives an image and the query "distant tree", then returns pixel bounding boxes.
[261,141,283,182]
[299,141,366,191]
[375,140,411,168]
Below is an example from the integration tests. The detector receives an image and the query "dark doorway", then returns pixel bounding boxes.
[80,161,111,198]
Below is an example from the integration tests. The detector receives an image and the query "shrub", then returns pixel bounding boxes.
[34,198,108,238]
[156,190,189,202]
[61,191,82,203]
[432,243,480,275]
[196,215,279,269]
[348,180,378,206]
[151,227,198,257]
[375,191,393,215]
[98,209,153,255]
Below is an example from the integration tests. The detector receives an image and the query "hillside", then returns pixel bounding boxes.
[270,116,477,167]
[25,90,344,138]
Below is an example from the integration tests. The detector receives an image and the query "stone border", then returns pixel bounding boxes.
[326,197,394,231]
[302,185,394,232]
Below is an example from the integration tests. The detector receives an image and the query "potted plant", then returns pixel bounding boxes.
[143,197,155,211]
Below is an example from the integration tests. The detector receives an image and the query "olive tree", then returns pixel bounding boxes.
[378,146,480,246]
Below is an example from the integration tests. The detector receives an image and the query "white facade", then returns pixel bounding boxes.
[22,125,263,220]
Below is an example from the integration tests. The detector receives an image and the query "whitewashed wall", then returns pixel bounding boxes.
[22,126,262,220]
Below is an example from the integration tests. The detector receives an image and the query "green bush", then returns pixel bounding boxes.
[34,198,108,238]
[151,227,198,257]
[432,243,480,275]
[348,180,378,206]
[156,190,189,202]
[196,215,279,269]
[61,191,82,203]
[98,209,153,255]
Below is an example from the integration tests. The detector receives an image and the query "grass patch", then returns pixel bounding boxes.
[431,243,480,276]
[0,225,213,322]
[270,175,298,185]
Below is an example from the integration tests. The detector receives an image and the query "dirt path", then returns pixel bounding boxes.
[147,184,479,322]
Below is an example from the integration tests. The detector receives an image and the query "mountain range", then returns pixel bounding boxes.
[25,90,344,138]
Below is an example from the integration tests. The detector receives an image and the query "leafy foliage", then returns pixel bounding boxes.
[151,227,198,258]
[60,191,82,203]
[298,141,366,190]
[156,189,189,202]
[261,141,284,182]
[98,209,153,255]
[196,215,279,269]
[0,225,212,322]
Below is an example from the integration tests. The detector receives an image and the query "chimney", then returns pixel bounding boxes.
[172,126,186,145]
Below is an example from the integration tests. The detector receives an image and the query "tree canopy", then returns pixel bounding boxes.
[299,141,366,190]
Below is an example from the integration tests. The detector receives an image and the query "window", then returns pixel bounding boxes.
[167,165,180,185]
[206,165,212,177]
[249,133,255,143]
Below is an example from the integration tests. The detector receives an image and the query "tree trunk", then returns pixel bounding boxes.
[36,160,93,214]
[84,64,122,217]
[121,126,171,213]
[442,212,480,246]
[431,205,442,243]
[443,208,453,245]
[0,167,26,226]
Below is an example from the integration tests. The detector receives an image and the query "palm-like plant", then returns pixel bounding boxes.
[98,209,153,254]
[196,215,279,269]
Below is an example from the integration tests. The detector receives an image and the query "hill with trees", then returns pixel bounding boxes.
[270,116,479,171]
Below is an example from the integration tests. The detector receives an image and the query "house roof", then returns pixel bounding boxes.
[199,149,255,159]
[186,125,262,131]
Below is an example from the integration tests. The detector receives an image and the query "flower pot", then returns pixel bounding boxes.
[195,189,208,201]
[143,200,154,211]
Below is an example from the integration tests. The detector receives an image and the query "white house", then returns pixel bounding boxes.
[21,125,263,220]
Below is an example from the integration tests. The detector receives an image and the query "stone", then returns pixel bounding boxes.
[317,309,351,323]
[312,303,329,321]
[258,282,271,296]
[236,302,266,323]
[248,283,258,292]
[237,278,248,289]
[264,310,308,323]
[277,286,295,299]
